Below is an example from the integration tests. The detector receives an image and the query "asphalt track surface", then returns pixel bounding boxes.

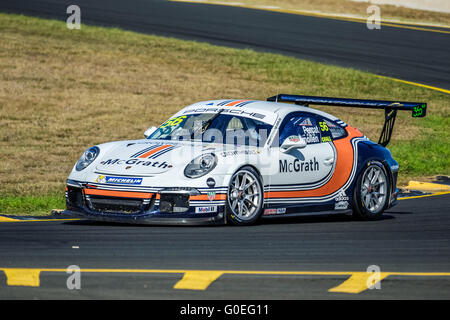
[1,0,450,90]
[0,193,449,299]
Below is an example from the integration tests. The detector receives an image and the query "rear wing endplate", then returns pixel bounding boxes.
[267,94,427,146]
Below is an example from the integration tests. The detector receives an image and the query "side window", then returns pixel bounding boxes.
[319,118,347,140]
[279,114,320,145]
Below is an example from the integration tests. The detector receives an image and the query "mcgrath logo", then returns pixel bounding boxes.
[96,175,143,185]
[279,157,319,173]
[100,158,173,169]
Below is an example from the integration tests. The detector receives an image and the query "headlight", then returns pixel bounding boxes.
[75,146,100,171]
[184,153,217,178]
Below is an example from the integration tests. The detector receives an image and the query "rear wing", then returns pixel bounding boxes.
[267,94,427,147]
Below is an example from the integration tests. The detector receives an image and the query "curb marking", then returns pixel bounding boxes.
[0,216,20,222]
[0,217,80,223]
[3,268,41,287]
[2,268,450,293]
[328,272,390,293]
[173,271,224,290]
[399,191,450,200]
[375,75,450,95]
[406,181,450,192]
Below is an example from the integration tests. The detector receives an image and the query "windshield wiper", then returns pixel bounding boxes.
[202,109,224,132]
[191,109,224,139]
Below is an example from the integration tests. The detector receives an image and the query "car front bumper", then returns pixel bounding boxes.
[61,208,225,225]
[63,180,227,225]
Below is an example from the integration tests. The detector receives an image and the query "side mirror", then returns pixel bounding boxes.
[144,126,157,138]
[281,135,307,153]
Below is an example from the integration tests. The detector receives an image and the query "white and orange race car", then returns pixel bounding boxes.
[63,94,426,225]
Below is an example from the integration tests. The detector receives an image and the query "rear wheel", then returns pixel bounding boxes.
[353,161,389,220]
[226,166,264,226]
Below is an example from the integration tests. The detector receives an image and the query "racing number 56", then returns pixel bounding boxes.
[160,115,187,128]
[319,121,329,132]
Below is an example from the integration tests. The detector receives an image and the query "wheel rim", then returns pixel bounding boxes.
[361,165,387,214]
[228,170,262,221]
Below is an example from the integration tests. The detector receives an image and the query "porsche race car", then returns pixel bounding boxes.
[63,94,426,225]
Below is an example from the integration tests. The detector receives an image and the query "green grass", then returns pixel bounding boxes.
[389,114,450,176]
[0,195,65,216]
[0,13,448,216]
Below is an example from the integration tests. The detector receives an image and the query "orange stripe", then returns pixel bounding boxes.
[226,100,249,106]
[138,145,172,158]
[84,188,154,199]
[84,189,227,201]
[190,194,227,201]
[265,126,363,199]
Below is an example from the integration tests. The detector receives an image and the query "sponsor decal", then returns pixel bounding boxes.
[335,201,349,210]
[206,177,216,188]
[287,135,300,143]
[195,206,218,214]
[95,175,106,183]
[334,190,349,210]
[321,136,332,142]
[221,149,260,157]
[95,175,143,185]
[99,158,173,169]
[335,189,349,202]
[299,118,313,126]
[279,157,319,173]
[263,208,286,216]
[207,192,216,201]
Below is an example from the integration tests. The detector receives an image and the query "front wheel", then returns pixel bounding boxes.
[226,166,264,226]
[353,161,390,220]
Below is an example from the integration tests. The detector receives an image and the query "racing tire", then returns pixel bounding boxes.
[225,166,264,226]
[353,161,390,220]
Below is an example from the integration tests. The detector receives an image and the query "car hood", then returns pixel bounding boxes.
[94,139,255,176]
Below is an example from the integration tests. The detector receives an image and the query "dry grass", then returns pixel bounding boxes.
[0,13,448,202]
[199,0,450,26]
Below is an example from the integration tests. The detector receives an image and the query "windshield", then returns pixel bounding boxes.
[148,113,272,147]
